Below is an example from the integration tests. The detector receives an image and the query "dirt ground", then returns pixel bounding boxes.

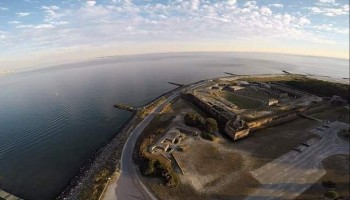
[296,154,350,200]
[144,98,346,200]
[149,136,260,200]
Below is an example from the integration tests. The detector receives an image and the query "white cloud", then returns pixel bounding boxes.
[269,4,283,8]
[16,24,55,29]
[8,21,21,24]
[318,0,336,5]
[42,5,60,10]
[313,24,349,34]
[260,6,272,16]
[41,5,64,22]
[298,17,311,26]
[16,12,30,17]
[309,5,349,16]
[1,0,346,61]
[227,0,237,6]
[0,7,9,11]
[191,0,200,10]
[86,1,96,7]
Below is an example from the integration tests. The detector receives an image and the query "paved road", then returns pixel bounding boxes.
[103,92,179,200]
[103,81,207,200]
[246,121,349,200]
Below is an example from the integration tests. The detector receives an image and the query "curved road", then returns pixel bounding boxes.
[103,81,207,200]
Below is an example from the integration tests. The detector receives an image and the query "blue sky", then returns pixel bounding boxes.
[0,0,349,69]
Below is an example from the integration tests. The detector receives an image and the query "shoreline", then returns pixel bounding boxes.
[56,85,183,200]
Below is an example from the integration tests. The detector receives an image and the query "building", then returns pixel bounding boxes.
[237,81,250,86]
[227,85,245,92]
[268,98,279,106]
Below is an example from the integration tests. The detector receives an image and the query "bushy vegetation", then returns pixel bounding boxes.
[324,190,339,199]
[138,96,166,117]
[184,112,218,141]
[281,78,349,101]
[204,118,218,134]
[184,112,203,127]
[138,134,179,187]
[78,168,112,200]
[322,180,336,188]
[201,132,216,141]
[240,76,349,102]
[135,109,179,188]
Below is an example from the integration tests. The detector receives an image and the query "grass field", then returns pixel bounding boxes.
[312,106,349,124]
[235,87,271,102]
[218,91,262,109]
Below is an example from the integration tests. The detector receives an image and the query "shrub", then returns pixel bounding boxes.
[201,132,215,141]
[204,118,218,134]
[324,190,338,199]
[184,112,203,127]
[322,180,336,188]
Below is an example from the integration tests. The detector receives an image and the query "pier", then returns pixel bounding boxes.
[282,70,292,74]
[113,104,138,112]
[224,72,239,76]
[167,82,184,87]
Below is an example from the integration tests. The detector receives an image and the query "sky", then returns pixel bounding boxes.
[0,0,349,70]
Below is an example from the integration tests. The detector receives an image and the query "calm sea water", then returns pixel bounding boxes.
[0,52,348,200]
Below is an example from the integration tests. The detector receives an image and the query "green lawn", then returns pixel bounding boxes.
[311,106,349,124]
[218,91,262,109]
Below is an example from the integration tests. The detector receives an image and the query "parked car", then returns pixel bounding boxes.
[301,142,310,147]
[293,147,302,153]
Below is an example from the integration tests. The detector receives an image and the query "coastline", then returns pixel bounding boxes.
[56,85,182,200]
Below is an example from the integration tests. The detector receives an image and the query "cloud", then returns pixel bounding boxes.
[260,6,272,16]
[1,0,347,61]
[318,0,336,5]
[86,1,96,7]
[41,5,64,22]
[298,17,311,26]
[309,5,349,16]
[269,4,283,8]
[227,0,237,6]
[0,7,8,11]
[16,12,30,17]
[8,21,21,24]
[191,0,200,10]
[313,24,349,34]
[16,24,55,29]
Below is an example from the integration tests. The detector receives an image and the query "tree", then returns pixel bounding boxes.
[322,180,336,188]
[205,118,218,134]
[324,190,338,199]
[184,112,203,127]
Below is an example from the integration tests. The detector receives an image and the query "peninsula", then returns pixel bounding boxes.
[61,73,350,200]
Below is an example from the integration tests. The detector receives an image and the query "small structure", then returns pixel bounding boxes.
[150,130,185,155]
[268,99,279,106]
[237,81,250,86]
[259,82,271,89]
[227,85,245,92]
[225,115,250,140]
[330,95,347,105]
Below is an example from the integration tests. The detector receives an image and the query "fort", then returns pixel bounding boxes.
[182,78,335,140]
[132,74,349,200]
